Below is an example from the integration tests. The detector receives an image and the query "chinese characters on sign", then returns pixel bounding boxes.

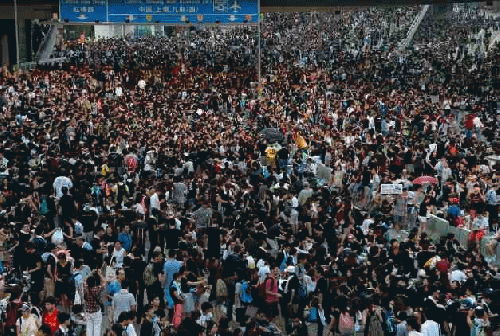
[60,0,259,23]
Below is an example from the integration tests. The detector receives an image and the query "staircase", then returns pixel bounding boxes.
[36,25,66,65]
[398,5,430,51]
[488,29,500,51]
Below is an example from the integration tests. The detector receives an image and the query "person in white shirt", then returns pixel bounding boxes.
[112,281,137,322]
[290,195,299,233]
[472,213,488,231]
[257,259,271,282]
[16,304,41,336]
[53,174,73,199]
[149,190,161,214]
[449,264,468,284]
[137,79,146,91]
[420,309,440,336]
[111,241,126,268]
[196,302,214,330]
[118,311,137,336]
[361,215,374,235]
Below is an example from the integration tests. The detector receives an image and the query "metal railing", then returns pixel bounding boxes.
[398,5,430,51]
[12,62,36,72]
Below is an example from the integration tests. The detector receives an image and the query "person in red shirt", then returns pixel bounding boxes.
[264,267,281,319]
[435,254,451,281]
[4,288,23,336]
[42,297,60,335]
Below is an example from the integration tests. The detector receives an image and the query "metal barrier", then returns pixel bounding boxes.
[426,215,500,265]
[12,62,36,71]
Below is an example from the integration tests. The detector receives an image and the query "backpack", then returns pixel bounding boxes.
[471,319,486,336]
[338,312,355,334]
[216,278,228,300]
[384,309,396,335]
[39,196,48,215]
[74,221,84,236]
[307,307,319,323]
[240,281,253,304]
[143,264,157,287]
[68,271,81,301]
[297,278,308,301]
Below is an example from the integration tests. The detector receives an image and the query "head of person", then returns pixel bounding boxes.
[58,252,67,263]
[144,304,155,321]
[25,241,36,254]
[58,312,71,327]
[114,241,122,251]
[151,296,161,308]
[407,317,420,332]
[201,302,213,315]
[44,297,56,313]
[20,304,31,318]
[117,268,126,283]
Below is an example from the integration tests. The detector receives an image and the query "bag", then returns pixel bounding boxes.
[143,263,157,287]
[307,307,319,323]
[297,278,308,301]
[51,228,64,245]
[240,281,253,304]
[471,320,486,336]
[39,196,48,215]
[338,312,355,335]
[172,303,183,329]
[74,221,84,236]
[74,289,82,305]
[68,272,80,301]
[216,278,228,300]
[368,314,384,336]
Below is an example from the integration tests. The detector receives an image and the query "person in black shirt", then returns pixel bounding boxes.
[59,187,75,225]
[103,225,118,245]
[145,251,166,308]
[128,248,147,322]
[23,242,44,296]
[80,210,98,242]
[278,146,290,175]
[165,220,182,251]
[139,304,157,336]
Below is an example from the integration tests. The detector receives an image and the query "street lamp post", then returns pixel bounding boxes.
[257,0,261,83]
[14,0,20,65]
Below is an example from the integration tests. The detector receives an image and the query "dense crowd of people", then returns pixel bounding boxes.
[1,5,500,336]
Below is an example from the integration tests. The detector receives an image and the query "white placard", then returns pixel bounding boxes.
[381,183,403,195]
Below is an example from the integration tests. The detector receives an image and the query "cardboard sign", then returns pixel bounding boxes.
[381,184,403,195]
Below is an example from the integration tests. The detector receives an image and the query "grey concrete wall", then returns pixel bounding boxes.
[0,4,56,64]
